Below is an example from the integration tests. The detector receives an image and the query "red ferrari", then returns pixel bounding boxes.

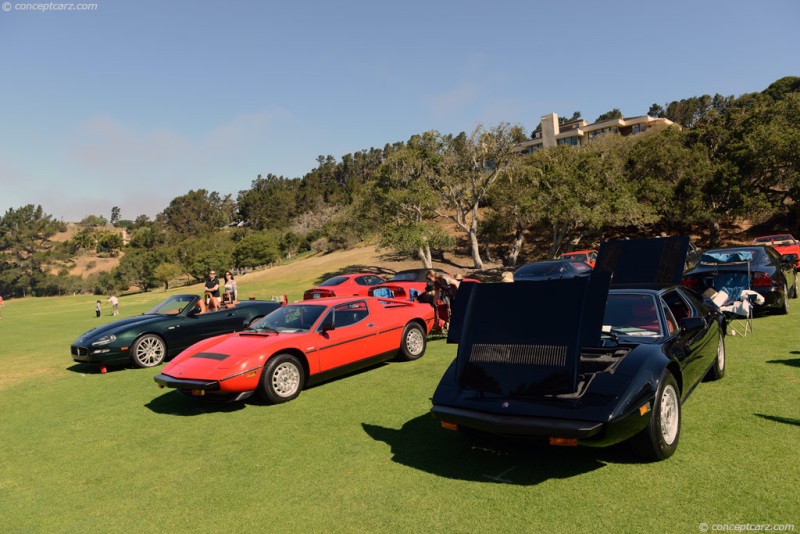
[558,249,598,268]
[303,273,386,300]
[154,296,434,403]
[752,235,800,268]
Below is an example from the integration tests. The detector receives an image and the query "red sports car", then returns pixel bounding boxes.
[154,296,434,403]
[752,235,800,268]
[303,273,386,300]
[558,249,598,268]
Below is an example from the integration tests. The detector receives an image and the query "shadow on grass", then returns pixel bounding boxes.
[66,363,126,374]
[755,413,800,427]
[765,357,800,368]
[363,413,639,485]
[145,391,246,416]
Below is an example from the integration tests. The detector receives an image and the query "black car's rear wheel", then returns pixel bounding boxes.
[779,284,790,315]
[131,334,167,368]
[256,354,304,404]
[397,322,426,361]
[632,370,681,461]
[705,333,726,381]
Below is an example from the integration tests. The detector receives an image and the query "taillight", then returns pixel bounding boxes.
[303,289,335,300]
[682,278,702,290]
[751,271,774,287]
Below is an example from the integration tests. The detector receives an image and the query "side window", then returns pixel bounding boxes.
[331,301,370,328]
[661,290,693,323]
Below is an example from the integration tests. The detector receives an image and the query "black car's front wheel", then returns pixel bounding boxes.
[632,370,681,461]
[131,334,167,368]
[705,333,726,381]
[256,353,304,404]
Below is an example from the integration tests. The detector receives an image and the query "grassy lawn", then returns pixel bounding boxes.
[1,278,798,532]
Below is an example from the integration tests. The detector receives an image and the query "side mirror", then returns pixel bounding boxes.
[680,316,705,332]
[320,319,335,332]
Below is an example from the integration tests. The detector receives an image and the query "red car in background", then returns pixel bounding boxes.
[752,235,800,268]
[557,249,598,268]
[303,273,386,300]
[154,297,434,403]
[367,269,476,300]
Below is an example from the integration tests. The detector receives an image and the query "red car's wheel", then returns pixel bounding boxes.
[257,354,304,404]
[397,322,426,361]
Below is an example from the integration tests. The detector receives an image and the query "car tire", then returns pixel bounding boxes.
[779,284,789,315]
[131,334,167,368]
[631,370,681,461]
[397,322,426,361]
[256,353,304,404]
[792,273,798,299]
[705,333,726,381]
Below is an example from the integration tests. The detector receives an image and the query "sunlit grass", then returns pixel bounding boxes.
[1,262,798,532]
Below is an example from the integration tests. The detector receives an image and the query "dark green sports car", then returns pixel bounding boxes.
[70,294,282,370]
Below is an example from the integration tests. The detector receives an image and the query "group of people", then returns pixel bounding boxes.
[203,269,238,311]
[95,295,119,317]
[416,270,462,330]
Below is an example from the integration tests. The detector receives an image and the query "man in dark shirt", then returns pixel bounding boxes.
[204,270,220,310]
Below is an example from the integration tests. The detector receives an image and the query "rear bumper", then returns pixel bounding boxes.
[153,373,220,391]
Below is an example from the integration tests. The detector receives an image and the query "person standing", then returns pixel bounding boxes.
[0,295,4,320]
[108,295,119,316]
[95,300,102,318]
[204,269,221,310]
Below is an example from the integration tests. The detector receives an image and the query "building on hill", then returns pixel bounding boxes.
[515,113,676,154]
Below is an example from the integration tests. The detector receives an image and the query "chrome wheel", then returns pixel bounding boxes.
[405,328,425,357]
[659,384,680,445]
[132,335,166,368]
[271,361,301,398]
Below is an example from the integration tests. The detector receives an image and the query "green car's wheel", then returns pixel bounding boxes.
[131,334,167,368]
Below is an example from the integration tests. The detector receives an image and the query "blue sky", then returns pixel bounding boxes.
[1,0,798,222]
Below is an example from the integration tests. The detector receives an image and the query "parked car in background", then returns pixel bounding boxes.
[514,259,592,281]
[367,269,474,300]
[70,295,283,370]
[557,249,598,268]
[752,234,800,268]
[154,296,434,403]
[682,246,797,314]
[431,237,725,461]
[303,273,386,300]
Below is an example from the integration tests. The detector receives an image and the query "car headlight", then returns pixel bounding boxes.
[92,335,117,346]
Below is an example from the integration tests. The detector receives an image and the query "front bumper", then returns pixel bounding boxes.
[153,373,221,391]
[70,345,129,365]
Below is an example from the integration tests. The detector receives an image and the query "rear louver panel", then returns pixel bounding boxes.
[469,343,567,367]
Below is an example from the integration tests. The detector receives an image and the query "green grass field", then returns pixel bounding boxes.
[1,266,798,533]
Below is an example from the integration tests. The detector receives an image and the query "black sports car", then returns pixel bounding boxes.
[682,246,797,314]
[514,259,592,281]
[431,237,726,461]
[70,294,282,370]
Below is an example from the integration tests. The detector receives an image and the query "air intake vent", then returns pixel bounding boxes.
[468,343,567,367]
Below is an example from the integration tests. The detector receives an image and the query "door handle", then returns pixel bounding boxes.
[367,323,374,327]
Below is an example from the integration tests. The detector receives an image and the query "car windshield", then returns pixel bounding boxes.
[561,253,587,262]
[700,250,757,264]
[249,304,327,333]
[144,295,197,315]
[318,276,349,287]
[603,294,662,338]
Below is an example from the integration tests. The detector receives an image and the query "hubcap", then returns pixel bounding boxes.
[717,336,725,371]
[659,385,679,445]
[406,328,424,355]
[136,338,164,366]
[272,362,300,397]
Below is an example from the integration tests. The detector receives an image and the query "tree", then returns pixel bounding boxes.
[110,206,121,225]
[232,231,279,269]
[371,141,451,267]
[595,109,623,122]
[116,249,168,292]
[424,123,525,269]
[153,262,183,291]
[157,189,229,240]
[96,232,123,254]
[236,174,297,230]
[79,214,107,228]
[0,204,67,297]
[648,103,666,118]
